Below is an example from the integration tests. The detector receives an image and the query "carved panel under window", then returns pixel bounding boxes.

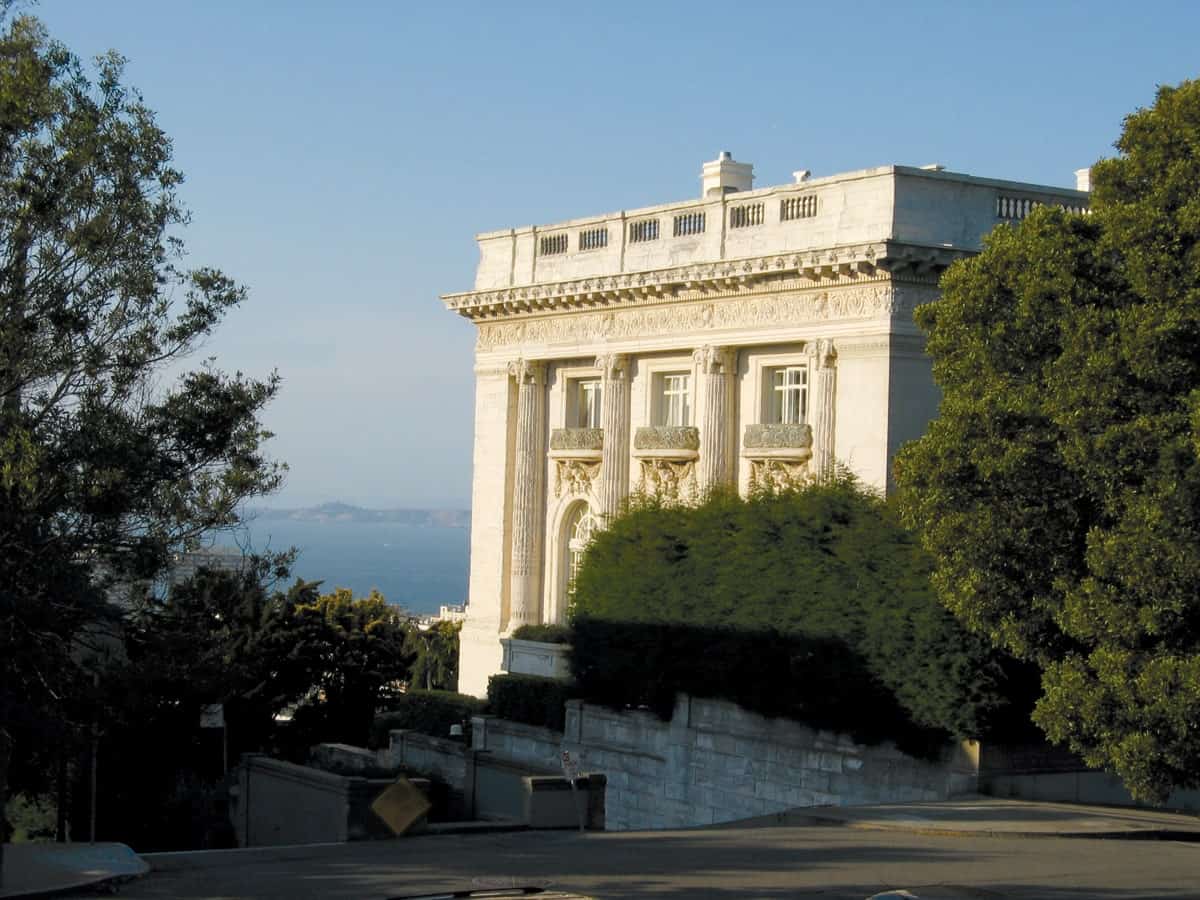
[743,423,813,492]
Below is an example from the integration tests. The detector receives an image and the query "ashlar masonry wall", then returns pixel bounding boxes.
[560,695,978,831]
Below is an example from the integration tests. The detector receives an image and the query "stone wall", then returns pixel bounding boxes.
[559,696,978,831]
[472,715,563,773]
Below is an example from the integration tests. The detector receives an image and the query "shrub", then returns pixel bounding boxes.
[570,480,1036,745]
[371,689,485,748]
[511,623,573,644]
[487,674,574,732]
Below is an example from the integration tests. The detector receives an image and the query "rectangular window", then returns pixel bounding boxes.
[656,373,691,426]
[768,366,807,424]
[576,379,602,428]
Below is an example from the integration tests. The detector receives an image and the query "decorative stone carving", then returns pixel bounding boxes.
[743,423,814,493]
[637,458,699,504]
[746,457,812,493]
[553,458,601,498]
[633,426,700,451]
[743,423,813,450]
[549,427,603,452]
[475,284,905,352]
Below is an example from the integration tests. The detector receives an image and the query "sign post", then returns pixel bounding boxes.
[561,750,585,832]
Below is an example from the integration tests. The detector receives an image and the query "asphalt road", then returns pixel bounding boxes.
[94,825,1200,900]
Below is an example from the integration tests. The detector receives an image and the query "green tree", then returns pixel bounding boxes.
[570,481,1030,743]
[896,80,1200,803]
[0,13,282,852]
[290,588,416,747]
[405,620,461,692]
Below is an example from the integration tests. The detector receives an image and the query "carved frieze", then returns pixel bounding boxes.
[475,283,936,353]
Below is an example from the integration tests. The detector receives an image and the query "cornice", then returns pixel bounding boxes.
[442,241,969,322]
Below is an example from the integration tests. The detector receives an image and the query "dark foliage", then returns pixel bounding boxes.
[511,623,573,644]
[570,481,1035,744]
[372,690,486,748]
[486,674,574,733]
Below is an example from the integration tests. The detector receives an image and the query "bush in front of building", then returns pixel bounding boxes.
[569,478,1038,748]
[511,623,573,644]
[486,673,574,732]
[371,689,486,747]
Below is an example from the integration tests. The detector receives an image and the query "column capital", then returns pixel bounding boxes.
[595,352,629,382]
[508,358,546,386]
[692,345,736,375]
[806,339,837,369]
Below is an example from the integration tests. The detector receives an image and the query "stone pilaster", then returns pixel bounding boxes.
[809,339,837,479]
[507,358,547,632]
[694,345,736,491]
[595,353,630,521]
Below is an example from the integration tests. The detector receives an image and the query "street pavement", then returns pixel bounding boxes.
[56,799,1200,900]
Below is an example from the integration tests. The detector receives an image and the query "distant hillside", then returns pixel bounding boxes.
[251,502,469,527]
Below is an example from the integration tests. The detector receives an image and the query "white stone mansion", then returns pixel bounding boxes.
[442,153,1089,697]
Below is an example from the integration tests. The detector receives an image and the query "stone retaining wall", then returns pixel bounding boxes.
[560,695,978,831]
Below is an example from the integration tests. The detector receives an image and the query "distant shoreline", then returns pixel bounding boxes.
[246,502,470,528]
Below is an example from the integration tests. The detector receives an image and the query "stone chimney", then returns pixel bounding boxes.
[701,151,753,197]
[1075,167,1092,192]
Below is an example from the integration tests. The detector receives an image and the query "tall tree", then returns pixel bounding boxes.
[896,80,1200,803]
[0,13,282,852]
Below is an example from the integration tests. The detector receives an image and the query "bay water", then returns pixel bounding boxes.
[230,517,469,616]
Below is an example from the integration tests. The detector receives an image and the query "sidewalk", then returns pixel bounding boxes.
[733,795,1200,840]
[0,842,147,899]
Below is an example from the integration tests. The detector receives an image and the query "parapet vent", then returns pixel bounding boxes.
[628,218,660,243]
[997,195,1089,220]
[781,194,818,221]
[579,227,609,251]
[673,211,706,237]
[540,233,569,256]
[729,202,764,229]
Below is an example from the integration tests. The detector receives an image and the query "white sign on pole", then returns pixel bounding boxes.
[200,704,225,728]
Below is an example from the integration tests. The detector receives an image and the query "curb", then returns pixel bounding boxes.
[797,815,1200,842]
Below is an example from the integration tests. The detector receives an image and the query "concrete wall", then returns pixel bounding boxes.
[980,742,1200,813]
[560,696,978,831]
[472,715,564,773]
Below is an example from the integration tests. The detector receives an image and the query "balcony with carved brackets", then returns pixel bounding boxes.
[549,428,603,498]
[633,426,700,503]
[742,423,813,492]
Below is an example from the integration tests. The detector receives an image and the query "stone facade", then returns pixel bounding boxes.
[443,154,1089,696]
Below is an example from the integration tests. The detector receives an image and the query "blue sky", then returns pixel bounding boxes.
[39,1,1199,508]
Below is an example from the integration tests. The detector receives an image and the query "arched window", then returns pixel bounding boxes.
[564,503,598,604]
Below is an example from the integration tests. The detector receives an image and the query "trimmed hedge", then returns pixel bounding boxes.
[486,674,573,733]
[371,689,485,748]
[511,623,572,644]
[570,480,1038,747]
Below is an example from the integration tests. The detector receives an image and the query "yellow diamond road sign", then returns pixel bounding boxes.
[371,777,432,836]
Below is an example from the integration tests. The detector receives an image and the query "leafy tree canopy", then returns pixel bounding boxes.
[896,79,1200,803]
[0,13,282,843]
[570,481,1032,743]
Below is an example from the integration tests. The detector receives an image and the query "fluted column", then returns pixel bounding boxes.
[596,353,630,521]
[507,358,547,631]
[694,345,736,491]
[809,339,837,479]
